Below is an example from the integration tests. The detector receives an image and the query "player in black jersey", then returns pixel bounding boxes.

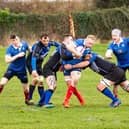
[37,51,61,108]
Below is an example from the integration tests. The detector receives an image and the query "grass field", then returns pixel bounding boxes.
[0,44,129,129]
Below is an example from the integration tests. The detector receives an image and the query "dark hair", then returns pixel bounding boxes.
[63,34,73,38]
[60,34,73,41]
[40,33,49,39]
[10,34,17,39]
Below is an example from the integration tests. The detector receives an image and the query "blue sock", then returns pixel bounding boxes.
[44,89,54,105]
[38,91,45,105]
[38,86,44,99]
[29,84,36,100]
[102,87,117,102]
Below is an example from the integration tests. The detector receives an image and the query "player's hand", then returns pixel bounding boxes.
[105,56,112,59]
[64,64,73,70]
[74,52,82,58]
[84,54,91,60]
[17,52,25,58]
[32,70,39,78]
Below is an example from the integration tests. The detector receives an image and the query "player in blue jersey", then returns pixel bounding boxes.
[26,33,60,105]
[0,34,30,105]
[105,28,129,97]
[105,28,129,71]
[59,35,89,108]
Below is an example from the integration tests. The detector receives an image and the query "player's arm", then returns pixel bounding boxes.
[49,41,61,47]
[64,53,96,70]
[105,43,113,59]
[31,56,39,78]
[64,60,90,70]
[31,44,41,77]
[5,52,25,63]
[73,61,90,69]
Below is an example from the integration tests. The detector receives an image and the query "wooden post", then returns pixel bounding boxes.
[68,0,75,38]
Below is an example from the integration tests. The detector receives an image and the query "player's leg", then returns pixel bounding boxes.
[97,78,120,107]
[28,77,37,102]
[35,69,45,103]
[70,71,85,105]
[0,77,8,93]
[0,70,14,93]
[41,75,56,108]
[26,55,37,103]
[63,75,74,108]
[37,75,44,101]
[18,72,31,105]
[113,85,119,98]
[22,83,30,104]
[120,80,129,92]
[35,75,45,106]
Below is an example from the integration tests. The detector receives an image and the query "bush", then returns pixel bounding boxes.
[0,10,69,45]
[73,7,129,39]
[0,7,129,45]
[96,0,129,9]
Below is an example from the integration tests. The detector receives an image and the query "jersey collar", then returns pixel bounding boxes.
[113,38,123,44]
[12,43,22,49]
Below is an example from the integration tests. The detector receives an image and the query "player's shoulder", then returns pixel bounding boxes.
[21,40,29,47]
[32,41,40,49]
[123,37,129,42]
[75,38,85,46]
[6,44,14,54]
[75,38,84,43]
[7,44,13,51]
[107,41,114,49]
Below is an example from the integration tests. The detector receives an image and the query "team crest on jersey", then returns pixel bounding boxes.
[118,49,123,53]
[121,43,125,47]
[18,47,22,51]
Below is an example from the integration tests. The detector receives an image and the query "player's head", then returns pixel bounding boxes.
[40,33,50,46]
[111,28,121,43]
[84,35,96,48]
[62,34,74,43]
[10,34,20,47]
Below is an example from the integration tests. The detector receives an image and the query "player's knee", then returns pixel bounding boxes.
[46,75,56,89]
[97,83,106,92]
[66,80,72,86]
[0,77,8,85]
[23,86,29,92]
[49,85,56,91]
[100,78,110,87]
[121,84,129,92]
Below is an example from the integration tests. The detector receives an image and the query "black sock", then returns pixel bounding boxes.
[29,84,36,100]
[38,86,44,99]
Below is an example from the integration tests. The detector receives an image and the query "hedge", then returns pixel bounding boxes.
[0,7,129,45]
[96,0,129,9]
[73,7,129,39]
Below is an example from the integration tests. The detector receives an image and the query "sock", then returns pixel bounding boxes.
[0,85,4,93]
[24,90,29,101]
[38,91,45,105]
[29,84,36,100]
[63,85,74,103]
[73,87,85,104]
[38,86,44,99]
[101,87,117,102]
[44,89,54,105]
